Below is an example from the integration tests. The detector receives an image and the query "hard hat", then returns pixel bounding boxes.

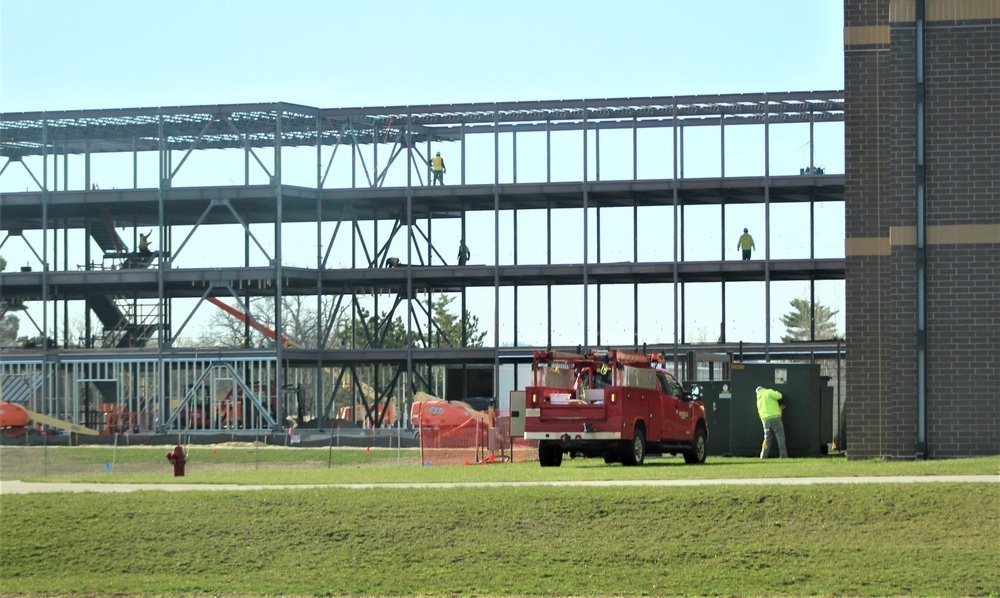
[755,386,763,393]
[436,151,441,155]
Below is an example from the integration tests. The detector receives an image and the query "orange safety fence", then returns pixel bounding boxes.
[417,409,538,466]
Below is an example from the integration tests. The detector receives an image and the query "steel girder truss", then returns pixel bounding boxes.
[0,92,843,159]
[0,91,847,433]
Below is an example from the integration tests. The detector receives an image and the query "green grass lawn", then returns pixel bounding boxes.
[3,446,999,484]
[0,448,997,597]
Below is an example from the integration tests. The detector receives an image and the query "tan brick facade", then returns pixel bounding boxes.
[844,1,999,458]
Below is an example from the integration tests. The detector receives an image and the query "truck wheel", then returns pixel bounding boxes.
[538,440,563,467]
[684,427,707,464]
[621,428,646,466]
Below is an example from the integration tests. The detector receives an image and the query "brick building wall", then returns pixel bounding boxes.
[844,0,999,458]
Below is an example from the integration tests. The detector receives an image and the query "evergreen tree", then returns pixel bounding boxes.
[0,314,19,345]
[429,295,486,348]
[780,297,839,342]
[335,295,485,349]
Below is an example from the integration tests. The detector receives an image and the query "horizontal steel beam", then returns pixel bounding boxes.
[0,258,845,302]
[1,176,844,231]
[0,340,846,366]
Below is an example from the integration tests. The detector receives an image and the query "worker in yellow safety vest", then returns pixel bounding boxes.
[431,151,446,186]
[756,385,788,458]
[737,228,755,260]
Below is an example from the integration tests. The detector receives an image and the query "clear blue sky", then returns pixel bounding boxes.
[2,0,843,111]
[1,0,847,348]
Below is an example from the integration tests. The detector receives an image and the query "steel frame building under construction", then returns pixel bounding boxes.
[0,90,845,436]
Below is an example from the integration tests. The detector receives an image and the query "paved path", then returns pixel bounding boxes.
[2,475,996,494]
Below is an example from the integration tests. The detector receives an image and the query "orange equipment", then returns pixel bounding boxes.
[0,402,30,435]
[410,393,491,429]
[0,401,100,436]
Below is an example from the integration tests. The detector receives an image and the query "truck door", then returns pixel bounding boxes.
[656,372,684,441]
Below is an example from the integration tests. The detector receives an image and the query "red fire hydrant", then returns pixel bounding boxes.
[166,445,186,477]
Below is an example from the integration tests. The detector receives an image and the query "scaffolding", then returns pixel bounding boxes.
[0,91,846,434]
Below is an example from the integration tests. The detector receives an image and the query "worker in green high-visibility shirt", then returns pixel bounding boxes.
[431,151,446,186]
[756,385,788,458]
[737,228,755,260]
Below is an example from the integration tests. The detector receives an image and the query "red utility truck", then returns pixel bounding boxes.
[514,349,707,466]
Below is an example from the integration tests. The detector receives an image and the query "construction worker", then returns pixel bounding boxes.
[756,385,788,458]
[138,230,153,257]
[737,228,755,260]
[431,151,446,186]
[457,239,470,266]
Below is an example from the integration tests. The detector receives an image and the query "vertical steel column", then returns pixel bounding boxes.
[514,200,519,346]
[513,130,517,184]
[721,113,727,342]
[156,115,167,350]
[582,102,590,349]
[374,205,380,333]
[492,108,501,399]
[595,124,600,182]
[763,96,772,358]
[63,222,68,346]
[244,130,250,185]
[372,120,378,188]
[633,283,639,348]
[546,120,551,183]
[680,124,685,179]
[547,200,552,348]
[810,279,816,341]
[244,209,251,344]
[316,115,325,426]
[671,103,680,376]
[351,137,357,188]
[633,197,639,347]
[596,187,602,346]
[156,114,167,429]
[809,110,817,261]
[546,117,553,348]
[679,120,686,343]
[461,208,467,346]
[274,107,285,430]
[513,129,518,345]
[632,117,638,181]
[720,111,726,177]
[915,0,928,458]
[595,122,601,345]
[719,110,726,343]
[809,109,816,173]
[405,110,415,418]
[461,122,467,185]
[84,140,90,190]
[133,137,138,189]
[41,120,50,408]
[52,138,57,191]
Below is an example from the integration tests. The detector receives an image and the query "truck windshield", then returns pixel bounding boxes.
[537,363,574,388]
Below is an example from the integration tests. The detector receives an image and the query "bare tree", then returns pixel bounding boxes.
[201,296,343,349]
